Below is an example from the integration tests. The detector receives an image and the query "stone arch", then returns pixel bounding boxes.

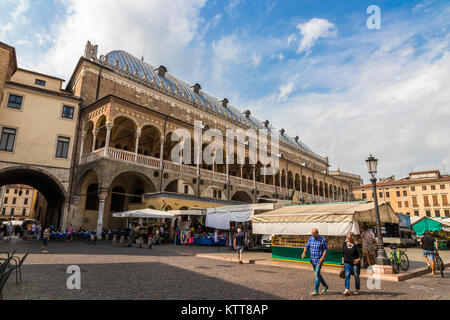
[110,116,138,152]
[295,173,300,191]
[139,124,162,158]
[0,166,68,228]
[287,171,294,189]
[231,190,253,203]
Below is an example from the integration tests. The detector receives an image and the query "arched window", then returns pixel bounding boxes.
[85,184,98,210]
[130,188,144,203]
[110,186,125,212]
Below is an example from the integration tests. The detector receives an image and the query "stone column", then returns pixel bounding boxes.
[134,130,141,161]
[159,138,164,169]
[60,202,70,231]
[240,164,243,179]
[104,121,113,157]
[96,191,107,240]
[79,133,86,164]
[91,129,98,161]
[253,166,256,187]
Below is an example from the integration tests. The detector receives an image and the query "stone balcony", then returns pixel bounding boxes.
[79,146,340,203]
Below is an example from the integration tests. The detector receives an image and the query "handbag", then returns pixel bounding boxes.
[339,267,345,279]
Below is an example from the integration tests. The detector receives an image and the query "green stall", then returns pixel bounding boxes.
[251,201,400,267]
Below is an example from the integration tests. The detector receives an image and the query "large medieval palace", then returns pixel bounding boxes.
[0,41,361,230]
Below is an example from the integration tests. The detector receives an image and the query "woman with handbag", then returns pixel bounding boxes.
[341,232,362,296]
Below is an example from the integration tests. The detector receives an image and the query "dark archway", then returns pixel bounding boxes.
[0,167,67,228]
[231,191,253,203]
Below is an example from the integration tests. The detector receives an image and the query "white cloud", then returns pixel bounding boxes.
[278,82,295,100]
[0,0,30,38]
[286,34,297,46]
[296,18,337,54]
[35,0,207,81]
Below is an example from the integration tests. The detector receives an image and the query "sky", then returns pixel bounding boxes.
[1,0,449,183]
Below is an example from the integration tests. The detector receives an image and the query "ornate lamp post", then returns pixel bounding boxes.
[366,155,390,265]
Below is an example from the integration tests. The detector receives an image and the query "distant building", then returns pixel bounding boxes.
[353,170,450,218]
[0,184,46,220]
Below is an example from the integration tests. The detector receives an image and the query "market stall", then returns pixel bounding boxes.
[251,201,399,266]
[411,217,450,249]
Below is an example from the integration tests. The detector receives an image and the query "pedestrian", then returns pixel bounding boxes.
[174,227,179,245]
[301,228,329,296]
[233,228,247,264]
[36,224,42,241]
[41,226,51,253]
[66,223,73,242]
[341,232,362,296]
[361,227,377,267]
[420,230,438,275]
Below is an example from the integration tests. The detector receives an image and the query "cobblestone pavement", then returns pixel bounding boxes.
[1,239,449,300]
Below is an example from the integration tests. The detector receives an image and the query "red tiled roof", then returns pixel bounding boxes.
[354,175,450,189]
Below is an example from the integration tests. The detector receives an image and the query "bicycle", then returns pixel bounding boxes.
[433,250,445,278]
[389,244,409,273]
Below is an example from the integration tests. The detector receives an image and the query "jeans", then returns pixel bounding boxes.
[312,263,328,292]
[344,263,360,290]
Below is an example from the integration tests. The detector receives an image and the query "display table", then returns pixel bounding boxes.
[193,236,226,246]
[272,246,343,266]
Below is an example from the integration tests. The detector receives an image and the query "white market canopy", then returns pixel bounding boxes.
[112,209,175,219]
[251,201,399,236]
[205,203,276,230]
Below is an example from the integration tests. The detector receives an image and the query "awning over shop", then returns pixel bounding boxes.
[205,203,276,230]
[169,210,206,216]
[411,217,450,236]
[112,209,175,219]
[251,201,399,236]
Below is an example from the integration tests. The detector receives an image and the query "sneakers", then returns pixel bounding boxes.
[311,291,319,296]
[321,286,329,295]
[353,290,360,295]
[342,289,350,296]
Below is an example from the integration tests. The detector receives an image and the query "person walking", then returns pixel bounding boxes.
[6,222,13,240]
[233,228,247,264]
[66,223,73,242]
[41,226,51,253]
[361,227,377,267]
[420,230,439,275]
[342,232,362,296]
[36,224,42,241]
[302,228,329,296]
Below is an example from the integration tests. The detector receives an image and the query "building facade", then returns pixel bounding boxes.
[353,170,450,218]
[0,41,81,228]
[1,41,359,231]
[0,184,47,221]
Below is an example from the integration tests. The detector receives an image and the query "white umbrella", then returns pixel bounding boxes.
[112,208,175,219]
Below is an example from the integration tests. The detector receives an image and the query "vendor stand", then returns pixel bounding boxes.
[251,201,399,266]
[411,217,450,249]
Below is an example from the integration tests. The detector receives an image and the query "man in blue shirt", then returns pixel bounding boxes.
[302,228,329,296]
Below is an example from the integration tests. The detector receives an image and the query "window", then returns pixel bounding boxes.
[440,185,445,190]
[397,201,402,208]
[423,196,430,206]
[213,189,217,198]
[445,210,450,218]
[379,192,383,198]
[411,186,415,192]
[5,189,9,194]
[22,208,26,216]
[431,185,436,190]
[62,106,75,119]
[14,189,17,194]
[396,191,400,197]
[422,186,427,191]
[35,79,46,86]
[432,195,439,206]
[414,211,419,216]
[184,185,189,194]
[442,195,448,206]
[3,197,7,204]
[403,191,407,196]
[0,127,17,152]
[435,210,440,217]
[12,198,16,204]
[55,136,70,158]
[26,190,29,195]
[1,208,5,215]
[404,201,409,208]
[386,192,390,198]
[24,198,28,205]
[10,208,14,215]
[362,193,367,200]
[7,94,23,109]
[426,210,431,217]
[218,190,222,199]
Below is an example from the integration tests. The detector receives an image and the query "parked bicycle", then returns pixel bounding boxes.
[434,250,445,278]
[389,244,409,273]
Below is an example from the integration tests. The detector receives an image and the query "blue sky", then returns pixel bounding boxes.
[1,0,449,182]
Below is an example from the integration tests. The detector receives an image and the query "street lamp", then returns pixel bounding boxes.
[366,155,390,265]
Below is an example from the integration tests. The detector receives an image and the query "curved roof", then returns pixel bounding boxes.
[101,50,324,162]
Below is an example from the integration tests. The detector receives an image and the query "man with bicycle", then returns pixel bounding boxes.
[420,230,439,275]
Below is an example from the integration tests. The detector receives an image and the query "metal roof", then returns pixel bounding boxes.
[101,50,325,162]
